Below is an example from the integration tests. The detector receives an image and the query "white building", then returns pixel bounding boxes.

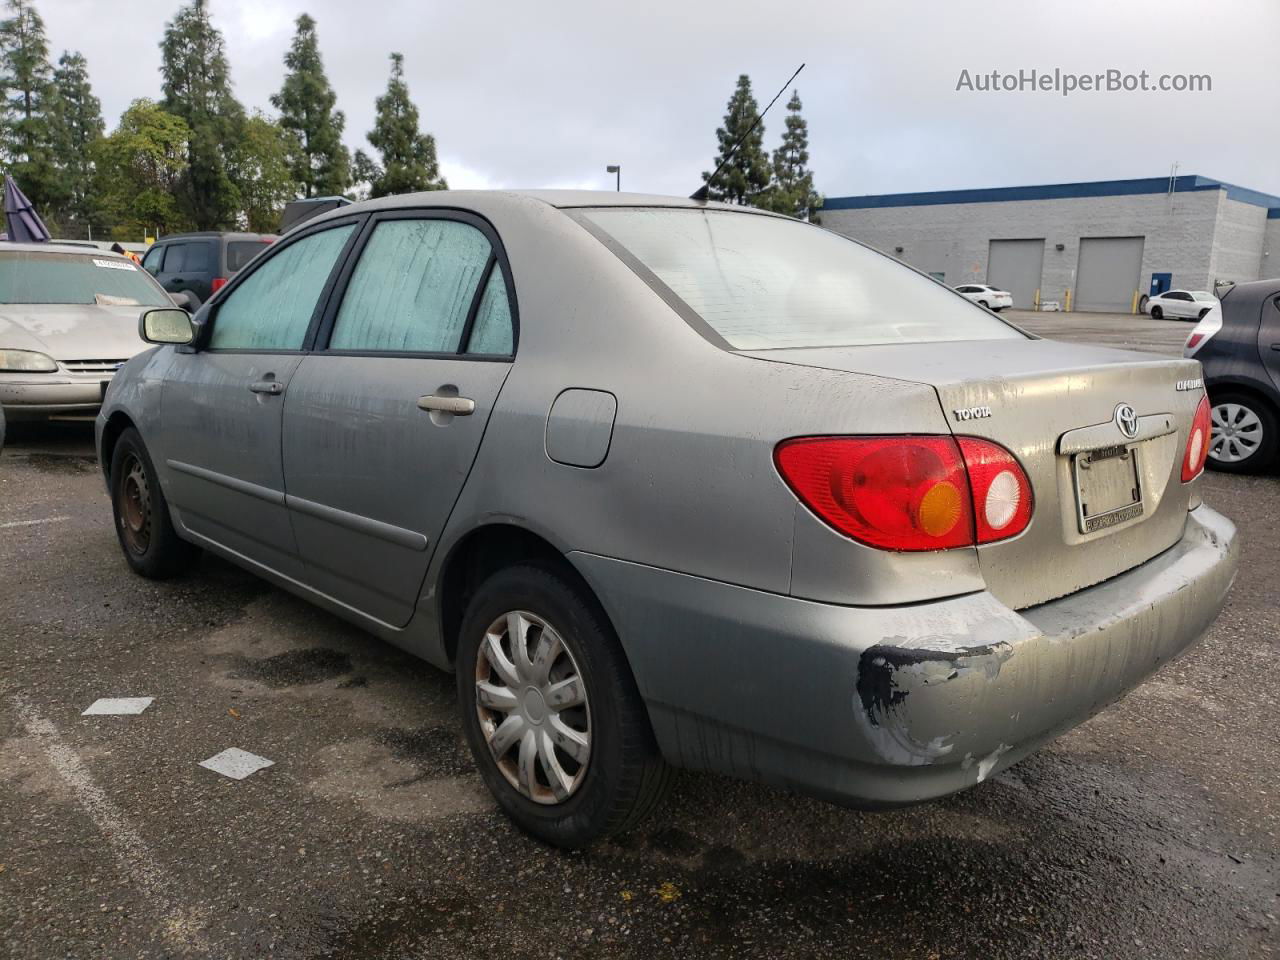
[820,175,1280,312]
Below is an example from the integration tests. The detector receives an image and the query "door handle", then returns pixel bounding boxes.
[249,380,284,395]
[1271,343,1280,352]
[417,394,475,415]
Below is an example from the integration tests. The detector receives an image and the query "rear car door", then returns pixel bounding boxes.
[1261,293,1280,393]
[280,211,518,627]
[159,220,360,579]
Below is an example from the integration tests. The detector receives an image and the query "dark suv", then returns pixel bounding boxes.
[141,232,277,307]
[1185,277,1280,472]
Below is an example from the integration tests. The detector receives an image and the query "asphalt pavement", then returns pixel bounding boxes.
[0,314,1276,959]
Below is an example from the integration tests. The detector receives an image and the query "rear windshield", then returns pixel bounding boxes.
[227,240,270,273]
[0,251,171,307]
[577,208,1026,349]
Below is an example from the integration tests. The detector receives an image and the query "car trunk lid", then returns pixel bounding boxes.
[744,338,1205,609]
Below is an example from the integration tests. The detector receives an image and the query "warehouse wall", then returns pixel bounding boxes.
[1209,196,1269,287]
[822,188,1235,310]
[1261,217,1280,281]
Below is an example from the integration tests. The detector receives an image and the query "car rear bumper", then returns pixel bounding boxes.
[570,504,1237,806]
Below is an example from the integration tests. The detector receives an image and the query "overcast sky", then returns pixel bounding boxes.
[38,0,1280,199]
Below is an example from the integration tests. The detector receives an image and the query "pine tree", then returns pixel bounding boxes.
[701,74,770,206]
[760,90,821,220]
[47,51,105,233]
[159,0,245,229]
[270,14,349,198]
[365,52,446,198]
[0,0,57,213]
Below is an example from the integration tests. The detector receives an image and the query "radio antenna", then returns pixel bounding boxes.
[691,63,805,202]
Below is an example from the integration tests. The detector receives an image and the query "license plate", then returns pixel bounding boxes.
[1073,444,1143,533]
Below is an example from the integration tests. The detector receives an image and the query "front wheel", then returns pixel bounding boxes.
[110,428,201,578]
[1151,305,1164,320]
[456,564,671,848]
[1208,393,1278,473]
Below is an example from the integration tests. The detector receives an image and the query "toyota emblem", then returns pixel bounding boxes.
[1114,403,1139,439]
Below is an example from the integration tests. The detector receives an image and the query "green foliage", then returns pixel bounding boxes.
[159,0,244,229]
[92,99,191,239]
[271,13,349,198]
[702,74,771,206]
[0,0,57,212]
[365,52,446,198]
[758,90,821,221]
[46,50,105,231]
[230,112,298,233]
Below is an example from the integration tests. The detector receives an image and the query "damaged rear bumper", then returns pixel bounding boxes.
[570,504,1237,807]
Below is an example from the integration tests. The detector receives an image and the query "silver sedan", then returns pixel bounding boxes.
[97,191,1237,848]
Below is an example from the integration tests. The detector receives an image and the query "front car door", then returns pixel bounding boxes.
[1260,293,1280,394]
[159,220,360,580]
[280,211,518,627]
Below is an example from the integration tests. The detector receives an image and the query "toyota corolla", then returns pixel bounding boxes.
[96,191,1237,848]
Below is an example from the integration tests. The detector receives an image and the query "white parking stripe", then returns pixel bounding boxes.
[0,516,71,529]
[82,697,155,716]
[10,694,214,954]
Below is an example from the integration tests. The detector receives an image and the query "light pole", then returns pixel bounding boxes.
[606,165,620,192]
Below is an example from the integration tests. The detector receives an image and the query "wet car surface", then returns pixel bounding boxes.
[2,312,1277,959]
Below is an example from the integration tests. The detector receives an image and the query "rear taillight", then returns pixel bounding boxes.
[1181,395,1211,482]
[211,276,228,293]
[774,436,1033,552]
[1184,306,1222,356]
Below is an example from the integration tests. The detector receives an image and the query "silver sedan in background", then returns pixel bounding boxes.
[98,191,1237,848]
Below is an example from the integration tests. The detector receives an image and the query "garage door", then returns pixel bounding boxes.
[987,239,1045,309]
[1075,237,1145,313]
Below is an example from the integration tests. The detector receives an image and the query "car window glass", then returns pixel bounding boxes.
[210,225,355,351]
[141,245,164,273]
[161,243,186,272]
[466,268,514,355]
[0,251,172,306]
[330,219,492,353]
[184,241,213,273]
[227,240,270,273]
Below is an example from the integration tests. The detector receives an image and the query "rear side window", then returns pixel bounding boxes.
[579,208,1026,350]
[210,225,354,351]
[330,219,493,353]
[466,268,514,355]
[227,240,269,273]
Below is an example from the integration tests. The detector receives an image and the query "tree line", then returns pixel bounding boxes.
[1,0,820,241]
[0,0,444,239]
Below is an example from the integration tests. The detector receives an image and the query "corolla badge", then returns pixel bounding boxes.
[1114,403,1139,439]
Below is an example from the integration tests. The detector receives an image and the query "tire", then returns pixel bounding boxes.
[109,427,201,578]
[455,563,671,848]
[991,306,1003,312]
[1151,305,1163,320]
[1207,392,1279,473]
[1138,294,1149,313]
[978,300,989,310]
[0,404,5,456]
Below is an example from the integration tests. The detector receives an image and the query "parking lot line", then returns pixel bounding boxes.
[10,693,214,954]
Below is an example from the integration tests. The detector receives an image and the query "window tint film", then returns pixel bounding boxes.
[210,225,354,351]
[466,267,514,355]
[0,252,172,306]
[331,219,492,353]
[580,209,1027,349]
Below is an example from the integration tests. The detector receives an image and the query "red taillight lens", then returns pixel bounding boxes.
[775,435,1033,551]
[957,438,1034,543]
[211,276,228,292]
[775,437,974,551]
[1181,395,1211,482]
[1185,333,1205,351]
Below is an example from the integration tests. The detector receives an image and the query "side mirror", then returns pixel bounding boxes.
[140,307,194,345]
[169,290,197,312]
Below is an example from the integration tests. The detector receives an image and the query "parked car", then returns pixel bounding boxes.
[0,242,186,423]
[954,283,1013,311]
[141,231,277,307]
[98,192,1237,848]
[1145,289,1218,321]
[1184,277,1280,472]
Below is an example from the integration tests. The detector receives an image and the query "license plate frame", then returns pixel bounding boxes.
[1072,443,1143,534]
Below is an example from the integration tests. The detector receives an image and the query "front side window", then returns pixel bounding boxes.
[209,224,354,351]
[0,251,172,306]
[579,208,1026,350]
[330,219,493,353]
[141,245,164,274]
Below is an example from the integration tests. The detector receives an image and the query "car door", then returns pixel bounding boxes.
[1261,293,1280,394]
[159,220,361,580]
[280,211,518,627]
[1171,292,1195,317]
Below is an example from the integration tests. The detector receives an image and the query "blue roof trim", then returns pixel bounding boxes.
[825,175,1280,212]
[1268,208,1280,220]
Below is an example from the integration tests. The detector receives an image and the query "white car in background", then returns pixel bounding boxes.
[1145,289,1218,321]
[954,283,1013,311]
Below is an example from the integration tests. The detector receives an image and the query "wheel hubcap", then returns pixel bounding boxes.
[1210,403,1263,464]
[474,610,591,805]
[118,454,151,554]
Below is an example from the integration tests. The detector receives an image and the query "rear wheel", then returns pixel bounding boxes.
[1151,305,1164,320]
[1208,392,1278,473]
[977,300,989,310]
[110,428,201,578]
[456,564,670,848]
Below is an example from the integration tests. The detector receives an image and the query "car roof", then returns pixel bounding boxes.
[1220,277,1280,311]
[0,241,132,259]
[153,231,276,242]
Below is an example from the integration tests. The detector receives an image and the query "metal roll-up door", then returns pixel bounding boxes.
[1075,237,1145,312]
[987,239,1045,308]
